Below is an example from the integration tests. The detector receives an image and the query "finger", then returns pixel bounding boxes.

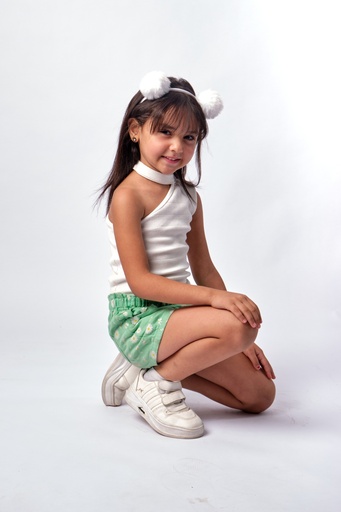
[244,349,262,370]
[245,297,263,325]
[229,304,251,325]
[236,298,262,328]
[257,352,276,380]
[230,306,259,328]
[238,295,262,325]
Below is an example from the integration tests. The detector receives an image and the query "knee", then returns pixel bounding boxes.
[214,313,260,358]
[228,320,259,353]
[242,379,276,414]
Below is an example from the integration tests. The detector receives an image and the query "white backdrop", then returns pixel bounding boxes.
[1,0,340,400]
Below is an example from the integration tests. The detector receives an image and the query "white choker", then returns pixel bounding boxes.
[133,161,174,185]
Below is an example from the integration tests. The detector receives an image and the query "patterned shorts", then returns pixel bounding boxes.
[108,293,184,368]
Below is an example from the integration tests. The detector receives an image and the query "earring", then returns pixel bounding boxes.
[132,137,137,143]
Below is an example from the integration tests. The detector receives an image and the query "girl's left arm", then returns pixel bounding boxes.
[187,193,226,291]
[188,193,275,380]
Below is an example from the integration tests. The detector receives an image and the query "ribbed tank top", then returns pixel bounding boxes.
[107,161,197,294]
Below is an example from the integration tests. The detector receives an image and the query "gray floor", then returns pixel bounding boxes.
[1,336,340,512]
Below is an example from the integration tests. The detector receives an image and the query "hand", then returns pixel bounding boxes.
[211,290,262,328]
[243,343,276,380]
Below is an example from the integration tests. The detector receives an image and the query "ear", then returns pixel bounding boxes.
[128,118,140,141]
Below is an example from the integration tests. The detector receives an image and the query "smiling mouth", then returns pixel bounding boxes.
[163,156,181,163]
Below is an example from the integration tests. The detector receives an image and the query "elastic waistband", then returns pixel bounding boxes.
[108,293,167,309]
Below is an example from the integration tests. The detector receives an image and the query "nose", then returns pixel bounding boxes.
[170,136,183,154]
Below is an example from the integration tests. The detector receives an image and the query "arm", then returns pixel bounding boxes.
[188,194,275,378]
[187,194,226,291]
[110,187,261,327]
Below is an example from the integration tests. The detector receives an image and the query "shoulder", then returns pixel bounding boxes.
[191,191,203,219]
[185,184,198,214]
[112,183,142,210]
[175,181,198,212]
[186,184,197,203]
[109,177,144,223]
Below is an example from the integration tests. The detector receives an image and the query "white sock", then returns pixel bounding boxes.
[143,367,164,382]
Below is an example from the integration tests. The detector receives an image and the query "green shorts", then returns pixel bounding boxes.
[108,293,183,368]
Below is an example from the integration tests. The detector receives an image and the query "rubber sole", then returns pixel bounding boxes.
[101,357,132,406]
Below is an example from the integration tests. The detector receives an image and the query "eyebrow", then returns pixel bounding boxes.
[161,124,198,134]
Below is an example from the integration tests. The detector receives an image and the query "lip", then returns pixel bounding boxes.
[163,156,181,164]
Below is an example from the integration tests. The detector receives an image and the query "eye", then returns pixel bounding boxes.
[159,129,172,136]
[184,134,197,142]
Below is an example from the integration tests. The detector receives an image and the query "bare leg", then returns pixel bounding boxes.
[156,306,258,381]
[182,352,276,413]
[154,306,275,413]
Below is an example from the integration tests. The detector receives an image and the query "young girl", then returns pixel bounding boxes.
[98,71,276,439]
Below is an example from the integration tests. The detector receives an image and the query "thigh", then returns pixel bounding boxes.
[157,305,248,363]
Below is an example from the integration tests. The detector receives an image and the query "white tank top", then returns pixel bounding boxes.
[107,161,197,294]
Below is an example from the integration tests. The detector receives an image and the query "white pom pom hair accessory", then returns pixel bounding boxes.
[139,71,223,120]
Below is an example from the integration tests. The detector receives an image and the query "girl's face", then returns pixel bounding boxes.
[130,115,199,175]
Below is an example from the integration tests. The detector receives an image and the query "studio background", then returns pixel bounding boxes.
[1,1,340,511]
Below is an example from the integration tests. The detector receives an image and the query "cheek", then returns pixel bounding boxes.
[185,145,196,158]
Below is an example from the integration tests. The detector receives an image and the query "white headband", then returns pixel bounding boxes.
[139,71,223,120]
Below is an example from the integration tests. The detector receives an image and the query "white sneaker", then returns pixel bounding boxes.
[125,370,204,439]
[101,353,139,406]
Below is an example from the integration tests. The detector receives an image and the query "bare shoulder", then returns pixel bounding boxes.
[109,175,144,222]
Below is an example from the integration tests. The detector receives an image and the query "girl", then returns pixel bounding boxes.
[98,71,276,439]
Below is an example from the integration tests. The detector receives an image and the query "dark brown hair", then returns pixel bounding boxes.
[97,77,208,213]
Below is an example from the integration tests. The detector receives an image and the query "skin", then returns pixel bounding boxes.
[109,114,276,413]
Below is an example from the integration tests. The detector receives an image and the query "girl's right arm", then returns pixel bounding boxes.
[110,186,261,328]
